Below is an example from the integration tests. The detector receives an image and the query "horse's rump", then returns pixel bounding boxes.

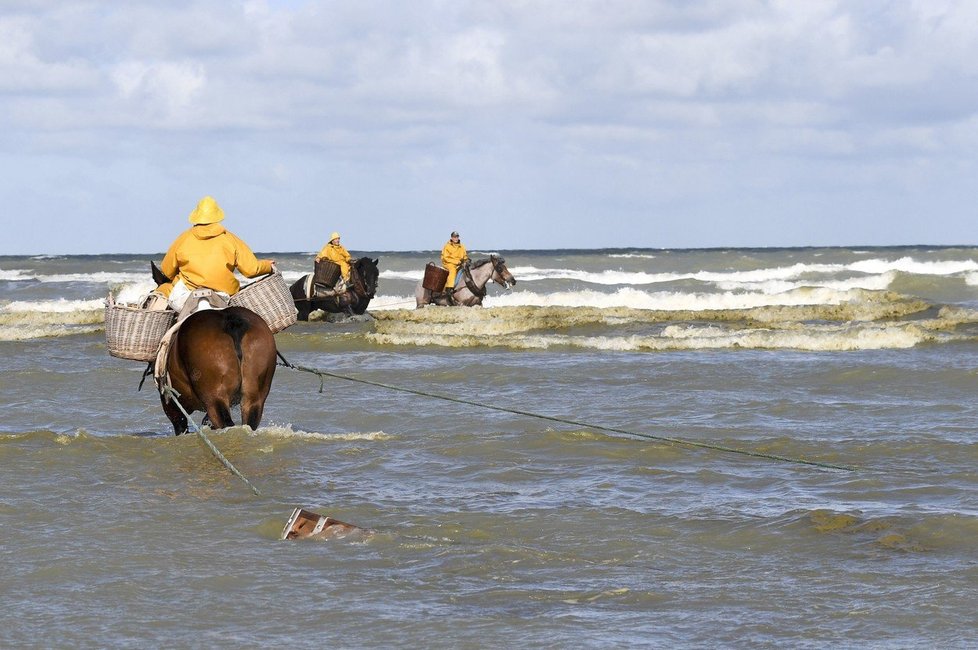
[163,306,277,433]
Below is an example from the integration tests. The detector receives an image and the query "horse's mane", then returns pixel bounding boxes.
[354,256,379,273]
[352,256,380,289]
[471,256,503,269]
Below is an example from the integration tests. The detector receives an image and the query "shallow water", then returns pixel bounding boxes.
[2,247,978,647]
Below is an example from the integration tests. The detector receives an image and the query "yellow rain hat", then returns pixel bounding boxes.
[188,196,225,225]
[330,232,341,241]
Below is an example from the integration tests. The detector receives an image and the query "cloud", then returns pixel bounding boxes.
[2,0,978,253]
[0,15,98,92]
[111,60,206,121]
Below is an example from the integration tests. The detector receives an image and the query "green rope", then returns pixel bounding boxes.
[277,356,856,473]
[161,385,262,496]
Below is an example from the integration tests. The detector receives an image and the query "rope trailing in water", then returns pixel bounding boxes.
[275,353,856,472]
[160,385,262,496]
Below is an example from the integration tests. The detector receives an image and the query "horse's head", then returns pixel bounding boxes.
[352,257,380,298]
[489,255,516,289]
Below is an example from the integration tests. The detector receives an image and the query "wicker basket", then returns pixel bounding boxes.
[230,271,298,333]
[104,300,176,361]
[422,263,449,291]
[313,259,341,288]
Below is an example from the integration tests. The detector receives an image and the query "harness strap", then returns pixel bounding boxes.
[350,265,368,298]
[462,264,486,298]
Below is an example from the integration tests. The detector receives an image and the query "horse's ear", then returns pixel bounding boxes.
[150,261,169,285]
[373,258,379,265]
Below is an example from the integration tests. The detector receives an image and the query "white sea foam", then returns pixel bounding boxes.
[0,269,36,281]
[714,272,897,294]
[260,425,392,441]
[367,284,895,312]
[369,322,939,352]
[509,266,681,285]
[0,324,101,341]
[380,269,424,282]
[422,257,975,289]
[34,271,150,284]
[113,281,158,305]
[3,298,106,313]
[480,286,876,311]
[849,257,978,275]
[369,294,422,310]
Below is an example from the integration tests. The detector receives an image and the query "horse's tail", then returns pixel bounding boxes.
[222,309,251,362]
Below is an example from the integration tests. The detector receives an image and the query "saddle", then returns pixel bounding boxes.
[431,265,479,305]
[303,273,348,300]
[153,289,229,399]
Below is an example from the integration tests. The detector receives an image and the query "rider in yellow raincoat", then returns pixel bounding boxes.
[441,231,469,291]
[316,232,352,281]
[157,196,274,311]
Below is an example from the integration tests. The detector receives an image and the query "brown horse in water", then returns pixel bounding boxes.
[160,307,277,435]
[151,261,278,435]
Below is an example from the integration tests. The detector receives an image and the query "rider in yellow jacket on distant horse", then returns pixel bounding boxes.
[315,232,353,294]
[441,231,469,292]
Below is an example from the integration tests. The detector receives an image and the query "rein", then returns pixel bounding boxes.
[275,351,857,473]
[159,384,262,496]
[350,262,374,299]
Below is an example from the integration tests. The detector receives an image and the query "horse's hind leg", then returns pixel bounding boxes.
[240,366,275,430]
[241,399,265,430]
[204,401,235,430]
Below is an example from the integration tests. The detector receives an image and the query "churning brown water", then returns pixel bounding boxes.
[2,247,977,647]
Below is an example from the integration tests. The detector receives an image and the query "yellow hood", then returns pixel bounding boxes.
[191,223,227,239]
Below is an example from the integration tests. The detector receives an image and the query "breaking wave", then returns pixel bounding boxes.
[379,256,977,291]
[4,252,977,350]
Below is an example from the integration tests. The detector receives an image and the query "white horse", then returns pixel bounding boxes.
[415,255,517,308]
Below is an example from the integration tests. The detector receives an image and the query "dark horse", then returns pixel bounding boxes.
[151,263,277,435]
[289,256,380,320]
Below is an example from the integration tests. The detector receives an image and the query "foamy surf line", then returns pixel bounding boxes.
[259,426,392,441]
[477,287,897,310]
[3,298,105,313]
[0,270,152,284]
[0,298,105,332]
[380,256,972,289]
[0,324,102,341]
[368,322,945,352]
[369,286,908,311]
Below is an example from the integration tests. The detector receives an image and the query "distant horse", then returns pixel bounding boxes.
[151,263,277,435]
[416,255,516,308]
[289,256,380,320]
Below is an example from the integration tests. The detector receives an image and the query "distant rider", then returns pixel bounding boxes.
[157,196,274,312]
[441,231,469,291]
[316,231,353,294]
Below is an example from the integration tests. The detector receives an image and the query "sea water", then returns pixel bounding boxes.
[1,247,977,647]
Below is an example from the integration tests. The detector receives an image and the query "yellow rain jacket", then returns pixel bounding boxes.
[441,240,469,289]
[160,223,273,295]
[317,242,352,280]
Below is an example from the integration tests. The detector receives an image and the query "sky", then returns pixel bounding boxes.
[1,0,977,255]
